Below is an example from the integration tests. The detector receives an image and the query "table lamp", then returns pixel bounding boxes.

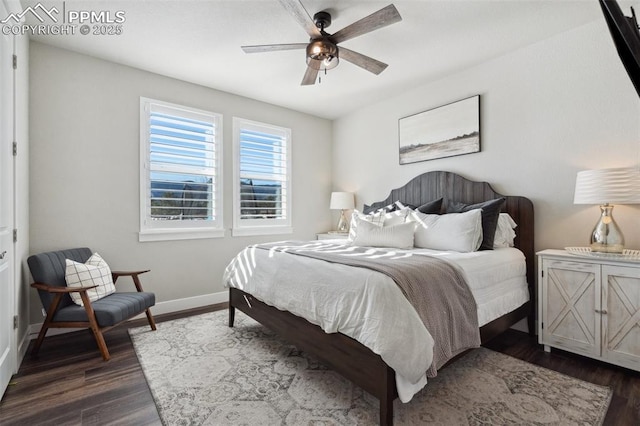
[330,192,354,233]
[574,167,640,253]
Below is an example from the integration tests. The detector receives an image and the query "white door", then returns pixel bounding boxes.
[0,0,16,397]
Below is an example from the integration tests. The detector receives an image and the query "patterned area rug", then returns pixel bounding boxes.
[129,310,612,425]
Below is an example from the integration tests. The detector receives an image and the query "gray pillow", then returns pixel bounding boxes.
[362,203,394,215]
[364,198,443,215]
[416,198,443,214]
[446,197,506,250]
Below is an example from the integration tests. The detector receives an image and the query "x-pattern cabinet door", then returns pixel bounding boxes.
[602,265,640,370]
[542,260,601,358]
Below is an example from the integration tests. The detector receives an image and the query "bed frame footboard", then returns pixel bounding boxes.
[229,287,531,425]
[229,287,397,425]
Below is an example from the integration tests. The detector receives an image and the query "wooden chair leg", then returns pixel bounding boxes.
[130,273,156,331]
[131,274,144,292]
[31,326,48,356]
[80,292,110,361]
[145,309,157,331]
[31,293,64,356]
[91,328,110,361]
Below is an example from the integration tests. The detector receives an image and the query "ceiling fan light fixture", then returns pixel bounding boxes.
[306,39,339,70]
[241,1,402,85]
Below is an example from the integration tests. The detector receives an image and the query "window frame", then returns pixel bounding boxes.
[232,117,292,237]
[139,97,224,242]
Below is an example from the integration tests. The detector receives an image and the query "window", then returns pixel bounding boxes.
[233,118,292,236]
[139,98,223,241]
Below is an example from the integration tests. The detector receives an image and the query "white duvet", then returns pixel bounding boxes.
[223,241,528,402]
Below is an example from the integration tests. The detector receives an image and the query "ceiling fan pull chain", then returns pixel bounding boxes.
[319,67,328,84]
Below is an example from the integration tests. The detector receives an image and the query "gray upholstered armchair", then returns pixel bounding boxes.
[28,247,156,361]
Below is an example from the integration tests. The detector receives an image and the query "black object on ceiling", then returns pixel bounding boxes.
[599,0,640,97]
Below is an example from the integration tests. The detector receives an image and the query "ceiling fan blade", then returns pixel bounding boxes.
[278,0,321,38]
[301,61,320,85]
[242,43,307,54]
[339,47,388,75]
[331,4,402,44]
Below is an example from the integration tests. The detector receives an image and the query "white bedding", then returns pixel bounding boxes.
[223,241,528,402]
[412,246,529,326]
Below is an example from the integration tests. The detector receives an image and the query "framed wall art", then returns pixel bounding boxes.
[399,95,480,164]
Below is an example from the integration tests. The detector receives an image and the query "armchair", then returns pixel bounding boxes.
[28,247,156,361]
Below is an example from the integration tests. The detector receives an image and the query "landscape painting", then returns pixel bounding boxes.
[399,95,480,164]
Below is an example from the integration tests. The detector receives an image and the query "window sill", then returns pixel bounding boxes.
[139,228,225,242]
[232,226,293,237]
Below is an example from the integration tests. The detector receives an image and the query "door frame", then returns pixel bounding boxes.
[0,0,16,399]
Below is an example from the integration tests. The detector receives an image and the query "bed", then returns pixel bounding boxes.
[225,170,535,425]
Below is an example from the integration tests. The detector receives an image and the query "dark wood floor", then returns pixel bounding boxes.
[1,304,638,425]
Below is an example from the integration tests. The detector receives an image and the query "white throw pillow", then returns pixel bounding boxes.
[412,209,483,252]
[383,206,412,227]
[493,213,517,248]
[65,253,116,306]
[351,220,416,249]
[348,210,384,240]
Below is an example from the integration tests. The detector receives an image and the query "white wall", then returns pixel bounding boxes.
[333,19,640,253]
[28,42,332,324]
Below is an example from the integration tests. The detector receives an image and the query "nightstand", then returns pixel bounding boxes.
[537,249,640,372]
[316,232,349,240]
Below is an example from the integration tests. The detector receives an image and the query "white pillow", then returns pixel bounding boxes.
[348,210,384,240]
[383,206,411,227]
[65,253,116,306]
[351,220,416,249]
[412,209,483,252]
[348,207,412,240]
[493,213,517,248]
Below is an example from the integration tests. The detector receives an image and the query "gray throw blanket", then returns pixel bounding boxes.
[254,241,480,377]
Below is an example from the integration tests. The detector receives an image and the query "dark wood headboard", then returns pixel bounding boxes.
[364,171,535,299]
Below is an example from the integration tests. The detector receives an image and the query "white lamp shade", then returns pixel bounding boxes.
[330,192,354,210]
[574,167,640,205]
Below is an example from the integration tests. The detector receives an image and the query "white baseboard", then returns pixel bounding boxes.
[28,290,228,339]
[147,290,228,316]
[16,328,30,364]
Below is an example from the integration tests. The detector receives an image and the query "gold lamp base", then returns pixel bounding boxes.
[590,204,624,253]
[336,209,349,233]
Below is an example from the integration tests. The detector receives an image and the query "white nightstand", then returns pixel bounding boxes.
[537,248,640,372]
[316,232,349,240]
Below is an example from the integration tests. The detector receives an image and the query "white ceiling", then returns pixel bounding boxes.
[24,0,616,119]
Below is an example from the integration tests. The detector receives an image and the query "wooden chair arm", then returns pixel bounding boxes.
[30,282,97,293]
[111,270,151,292]
[111,270,150,278]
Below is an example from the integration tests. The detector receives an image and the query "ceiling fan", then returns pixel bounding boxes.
[241,0,402,85]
